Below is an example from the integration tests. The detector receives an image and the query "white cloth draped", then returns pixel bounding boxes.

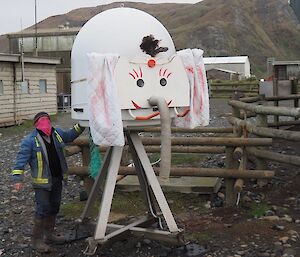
[87,53,124,146]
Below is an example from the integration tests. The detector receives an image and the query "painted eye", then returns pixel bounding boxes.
[136,79,144,87]
[160,78,167,86]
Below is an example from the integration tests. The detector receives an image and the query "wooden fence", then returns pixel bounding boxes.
[65,126,274,206]
[209,80,300,99]
[209,81,259,98]
[227,94,300,203]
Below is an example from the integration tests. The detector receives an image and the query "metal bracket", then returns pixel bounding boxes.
[84,237,99,256]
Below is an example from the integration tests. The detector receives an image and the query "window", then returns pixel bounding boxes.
[0,80,3,95]
[39,79,47,93]
[20,80,29,94]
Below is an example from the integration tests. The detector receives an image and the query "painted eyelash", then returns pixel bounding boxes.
[129,67,143,79]
[159,68,172,78]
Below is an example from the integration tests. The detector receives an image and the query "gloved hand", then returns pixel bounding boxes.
[78,124,85,132]
[13,182,23,191]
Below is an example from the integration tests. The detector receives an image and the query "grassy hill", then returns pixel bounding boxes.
[5,0,300,77]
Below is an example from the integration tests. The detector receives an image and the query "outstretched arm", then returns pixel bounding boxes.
[55,124,85,144]
[12,136,32,183]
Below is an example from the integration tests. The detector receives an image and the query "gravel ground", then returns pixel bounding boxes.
[0,99,299,257]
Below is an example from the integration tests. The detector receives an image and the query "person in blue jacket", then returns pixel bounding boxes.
[12,112,84,253]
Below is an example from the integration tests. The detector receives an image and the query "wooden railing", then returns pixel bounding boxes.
[209,81,259,98]
[65,126,274,206]
[227,94,300,203]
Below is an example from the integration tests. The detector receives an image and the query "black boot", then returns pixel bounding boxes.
[44,215,66,245]
[32,218,51,253]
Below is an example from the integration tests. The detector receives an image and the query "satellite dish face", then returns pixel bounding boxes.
[71,7,190,127]
[71,7,176,83]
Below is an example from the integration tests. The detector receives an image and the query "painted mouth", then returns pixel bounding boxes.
[131,100,172,109]
[129,100,173,120]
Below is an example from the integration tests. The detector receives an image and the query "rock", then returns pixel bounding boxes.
[242,195,252,202]
[274,241,283,250]
[12,209,22,214]
[79,190,88,201]
[212,197,223,208]
[279,236,289,244]
[143,239,151,245]
[281,215,293,222]
[257,253,270,257]
[272,225,285,231]
[283,248,297,256]
[287,230,299,238]
[261,216,280,221]
[204,201,211,209]
[287,197,296,201]
[217,192,225,199]
[265,210,275,216]
[257,179,268,188]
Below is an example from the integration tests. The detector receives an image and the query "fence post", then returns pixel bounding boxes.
[273,78,279,128]
[255,113,269,187]
[291,79,299,121]
[225,147,235,205]
[225,106,240,206]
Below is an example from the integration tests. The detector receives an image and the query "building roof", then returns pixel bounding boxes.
[7,27,81,38]
[0,53,61,65]
[204,56,249,64]
[273,60,300,66]
[207,68,240,74]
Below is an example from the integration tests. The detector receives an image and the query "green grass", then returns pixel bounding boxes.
[246,203,271,218]
[165,192,207,213]
[186,231,214,243]
[0,119,34,135]
[0,113,62,136]
[149,153,207,166]
[111,191,146,215]
[61,201,92,218]
[60,191,207,219]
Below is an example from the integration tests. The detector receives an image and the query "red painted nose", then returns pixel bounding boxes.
[148,59,156,68]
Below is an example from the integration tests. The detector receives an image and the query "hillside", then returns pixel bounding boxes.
[7,0,300,76]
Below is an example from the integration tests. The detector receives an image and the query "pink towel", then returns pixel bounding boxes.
[87,53,124,146]
[174,49,210,128]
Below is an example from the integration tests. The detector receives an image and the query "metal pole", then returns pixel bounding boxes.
[34,0,38,56]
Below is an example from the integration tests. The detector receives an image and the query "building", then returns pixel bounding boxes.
[7,27,80,94]
[289,0,300,22]
[204,56,251,78]
[260,59,300,97]
[0,53,60,127]
[272,60,300,80]
[206,68,240,81]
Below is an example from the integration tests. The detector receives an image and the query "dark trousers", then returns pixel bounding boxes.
[34,177,63,219]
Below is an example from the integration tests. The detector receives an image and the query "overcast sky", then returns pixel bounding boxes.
[0,0,201,35]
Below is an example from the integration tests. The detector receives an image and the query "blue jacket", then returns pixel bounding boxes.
[12,124,83,189]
